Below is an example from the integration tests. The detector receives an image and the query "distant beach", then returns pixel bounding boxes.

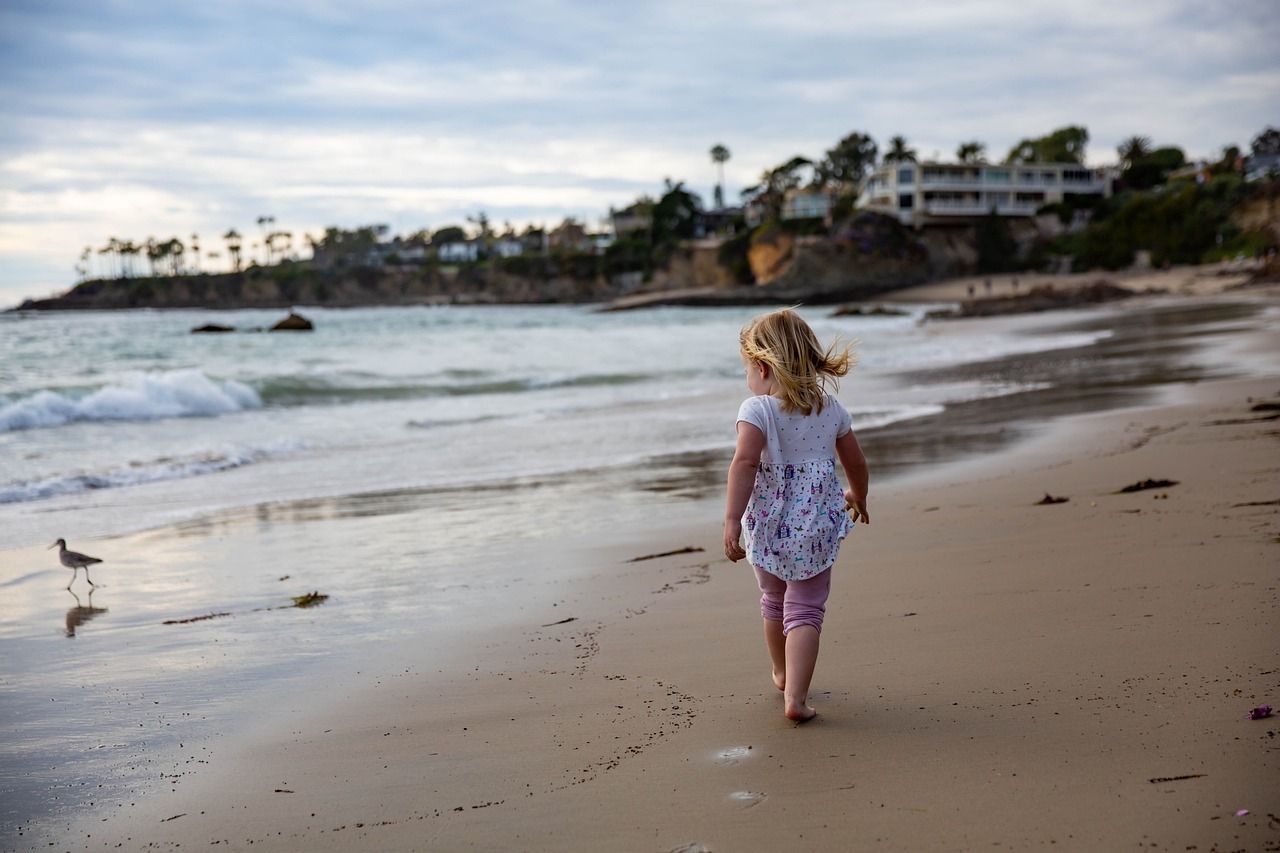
[2,284,1278,850]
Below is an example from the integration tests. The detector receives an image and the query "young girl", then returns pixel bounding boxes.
[724,309,870,722]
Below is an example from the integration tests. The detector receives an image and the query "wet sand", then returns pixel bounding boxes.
[877,259,1260,304]
[20,302,1279,852]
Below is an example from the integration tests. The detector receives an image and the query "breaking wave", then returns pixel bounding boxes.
[0,370,261,433]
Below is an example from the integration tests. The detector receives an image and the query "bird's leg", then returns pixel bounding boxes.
[85,567,96,588]
[66,567,77,590]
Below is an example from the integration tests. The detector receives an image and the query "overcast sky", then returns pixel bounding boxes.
[1,0,1277,307]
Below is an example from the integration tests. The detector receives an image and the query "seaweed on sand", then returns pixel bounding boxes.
[1116,478,1179,494]
[291,591,329,608]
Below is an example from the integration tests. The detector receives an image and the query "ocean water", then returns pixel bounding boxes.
[3,299,1269,837]
[0,304,1108,549]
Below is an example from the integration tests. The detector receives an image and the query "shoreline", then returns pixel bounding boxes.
[34,366,1280,853]
[5,291,1278,850]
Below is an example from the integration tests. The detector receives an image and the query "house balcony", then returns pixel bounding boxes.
[922,200,1041,217]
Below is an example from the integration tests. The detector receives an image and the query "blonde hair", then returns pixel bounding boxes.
[739,308,854,415]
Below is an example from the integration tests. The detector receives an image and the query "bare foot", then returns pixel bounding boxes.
[771,669,785,691]
[784,701,817,723]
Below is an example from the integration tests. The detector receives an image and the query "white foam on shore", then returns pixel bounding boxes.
[0,440,305,504]
[0,370,261,432]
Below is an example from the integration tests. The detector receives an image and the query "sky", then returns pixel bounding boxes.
[1,0,1277,307]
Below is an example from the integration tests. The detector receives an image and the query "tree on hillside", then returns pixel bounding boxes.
[1251,127,1280,156]
[651,180,703,246]
[145,238,162,277]
[816,131,877,186]
[432,225,468,244]
[956,141,986,164]
[1122,146,1186,190]
[165,237,185,275]
[223,229,243,272]
[884,136,917,163]
[255,215,275,265]
[1005,126,1088,164]
[99,239,120,278]
[1117,135,1152,170]
[710,144,731,209]
[119,240,141,277]
[190,234,201,272]
[741,156,812,219]
[1212,145,1242,176]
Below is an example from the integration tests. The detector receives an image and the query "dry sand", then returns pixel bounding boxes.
[47,365,1279,850]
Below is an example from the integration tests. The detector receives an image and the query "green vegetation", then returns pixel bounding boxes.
[1049,175,1267,270]
[1005,126,1089,164]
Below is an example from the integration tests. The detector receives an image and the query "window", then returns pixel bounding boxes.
[898,193,914,209]
[1019,171,1036,183]
[897,167,915,184]
[1041,170,1056,183]
[984,169,1011,183]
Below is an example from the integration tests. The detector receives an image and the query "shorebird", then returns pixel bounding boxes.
[49,539,103,590]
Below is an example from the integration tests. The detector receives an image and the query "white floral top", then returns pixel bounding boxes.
[737,394,854,580]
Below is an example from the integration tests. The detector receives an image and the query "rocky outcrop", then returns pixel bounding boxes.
[270,312,314,331]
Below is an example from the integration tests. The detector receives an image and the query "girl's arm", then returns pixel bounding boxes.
[724,422,765,562]
[836,429,870,524]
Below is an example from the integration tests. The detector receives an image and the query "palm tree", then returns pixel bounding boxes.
[884,136,917,163]
[79,246,93,280]
[99,239,121,278]
[1118,135,1152,170]
[145,238,162,277]
[956,141,986,164]
[224,229,243,272]
[256,215,275,264]
[710,144,731,209]
[190,233,201,272]
[119,241,141,277]
[165,237,185,275]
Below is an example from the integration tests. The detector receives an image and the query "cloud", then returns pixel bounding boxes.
[1,0,1277,306]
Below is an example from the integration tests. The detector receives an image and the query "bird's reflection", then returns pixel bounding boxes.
[65,589,108,638]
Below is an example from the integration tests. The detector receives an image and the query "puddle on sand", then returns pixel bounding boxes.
[713,745,753,765]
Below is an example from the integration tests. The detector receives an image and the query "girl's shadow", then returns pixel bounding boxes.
[65,589,108,638]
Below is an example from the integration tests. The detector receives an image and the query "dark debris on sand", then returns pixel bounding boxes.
[1035,493,1069,505]
[1116,478,1179,494]
[627,546,705,563]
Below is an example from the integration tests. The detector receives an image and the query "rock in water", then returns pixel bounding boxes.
[270,312,314,332]
[191,323,235,333]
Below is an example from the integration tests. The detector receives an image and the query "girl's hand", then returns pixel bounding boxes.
[724,519,746,562]
[844,489,870,524]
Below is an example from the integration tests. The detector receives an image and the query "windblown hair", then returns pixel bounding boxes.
[739,308,855,415]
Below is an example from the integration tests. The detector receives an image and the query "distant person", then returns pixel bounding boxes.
[723,309,870,723]
[984,278,993,294]
[967,284,976,299]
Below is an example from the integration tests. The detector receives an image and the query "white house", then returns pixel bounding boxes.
[436,240,480,263]
[493,236,524,259]
[858,161,1115,226]
[781,188,834,222]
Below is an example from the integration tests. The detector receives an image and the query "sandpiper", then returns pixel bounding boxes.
[49,539,103,590]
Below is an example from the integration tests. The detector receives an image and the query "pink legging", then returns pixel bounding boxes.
[754,567,832,635]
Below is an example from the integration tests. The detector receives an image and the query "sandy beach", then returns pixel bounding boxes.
[8,290,1273,852]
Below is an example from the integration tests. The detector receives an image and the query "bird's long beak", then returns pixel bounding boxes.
[47,542,58,549]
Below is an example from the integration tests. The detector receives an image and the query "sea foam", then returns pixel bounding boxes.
[0,370,261,432]
[0,441,303,504]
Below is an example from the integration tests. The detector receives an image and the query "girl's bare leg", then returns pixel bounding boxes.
[783,625,819,722]
[763,618,786,690]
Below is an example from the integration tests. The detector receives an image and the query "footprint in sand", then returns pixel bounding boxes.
[713,745,753,766]
[728,790,767,809]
